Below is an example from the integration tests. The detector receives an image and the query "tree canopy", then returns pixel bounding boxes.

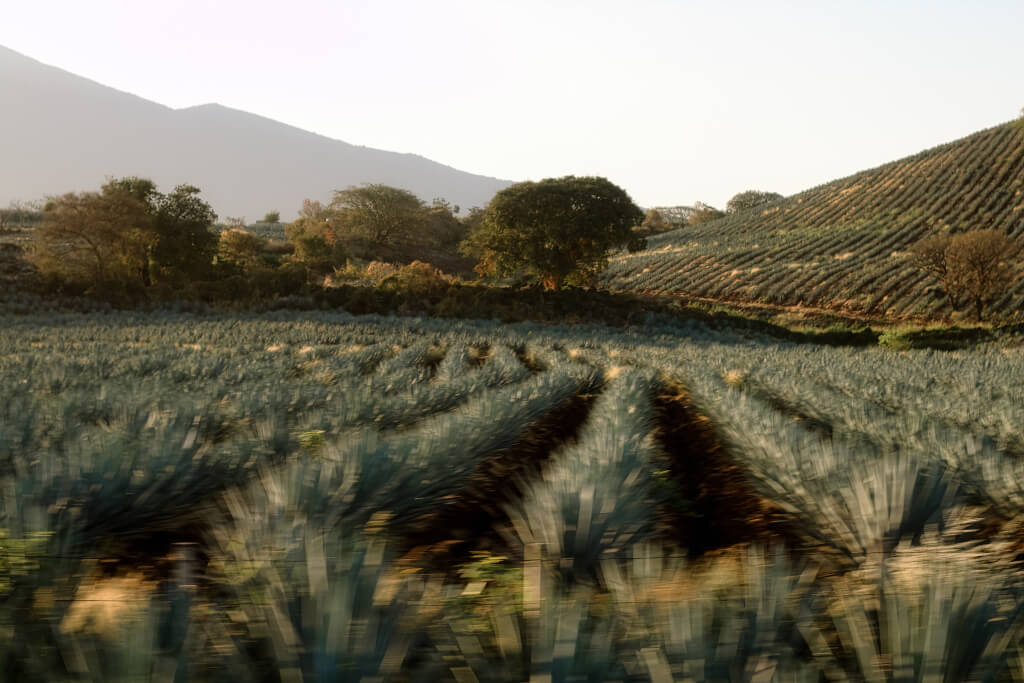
[151,184,219,281]
[460,176,644,290]
[328,184,426,245]
[285,200,347,276]
[218,229,269,272]
[726,190,783,214]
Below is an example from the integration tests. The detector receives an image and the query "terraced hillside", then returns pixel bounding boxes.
[4,311,1024,680]
[605,121,1024,319]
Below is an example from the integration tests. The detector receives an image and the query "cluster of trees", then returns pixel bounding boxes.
[0,201,43,231]
[280,186,467,275]
[234,177,646,292]
[24,174,648,298]
[909,229,1021,320]
[28,178,218,294]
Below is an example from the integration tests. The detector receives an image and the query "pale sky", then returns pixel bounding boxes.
[2,0,1021,209]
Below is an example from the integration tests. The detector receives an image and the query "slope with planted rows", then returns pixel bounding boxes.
[605,121,1024,319]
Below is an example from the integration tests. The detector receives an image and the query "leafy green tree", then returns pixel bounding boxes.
[152,184,219,281]
[460,176,644,290]
[263,210,281,224]
[328,184,426,245]
[102,176,159,203]
[100,177,218,283]
[688,202,726,225]
[725,190,783,214]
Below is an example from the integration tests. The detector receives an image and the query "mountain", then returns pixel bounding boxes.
[604,121,1024,320]
[0,45,512,219]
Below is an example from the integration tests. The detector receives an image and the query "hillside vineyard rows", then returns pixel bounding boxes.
[605,122,1024,318]
[3,312,1024,680]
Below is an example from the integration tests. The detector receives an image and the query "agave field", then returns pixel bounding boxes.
[3,310,1024,681]
[605,121,1024,319]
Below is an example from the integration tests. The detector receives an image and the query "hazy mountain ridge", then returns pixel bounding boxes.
[604,121,1024,319]
[0,45,512,218]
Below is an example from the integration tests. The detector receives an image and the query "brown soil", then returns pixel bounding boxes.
[396,389,601,573]
[652,383,803,556]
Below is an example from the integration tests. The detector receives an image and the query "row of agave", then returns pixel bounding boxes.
[3,311,1024,679]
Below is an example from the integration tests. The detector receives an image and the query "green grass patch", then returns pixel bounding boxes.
[878,325,995,350]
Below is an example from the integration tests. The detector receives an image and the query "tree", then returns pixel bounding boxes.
[98,177,160,287]
[425,198,466,248]
[328,184,426,245]
[950,230,1021,320]
[639,208,671,234]
[688,202,726,225]
[460,206,485,227]
[98,177,218,282]
[726,190,783,214]
[218,229,268,272]
[460,176,644,290]
[285,200,347,276]
[263,210,281,224]
[299,200,326,220]
[151,184,219,281]
[909,229,1021,320]
[28,189,153,290]
[909,234,960,309]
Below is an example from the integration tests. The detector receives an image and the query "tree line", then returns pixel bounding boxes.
[23,175,648,301]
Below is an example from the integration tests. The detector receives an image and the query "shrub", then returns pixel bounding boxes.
[377,261,454,295]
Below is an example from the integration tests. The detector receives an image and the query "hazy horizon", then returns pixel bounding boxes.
[3,0,1022,209]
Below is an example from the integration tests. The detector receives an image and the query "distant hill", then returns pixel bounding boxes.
[0,45,512,219]
[605,121,1024,320]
